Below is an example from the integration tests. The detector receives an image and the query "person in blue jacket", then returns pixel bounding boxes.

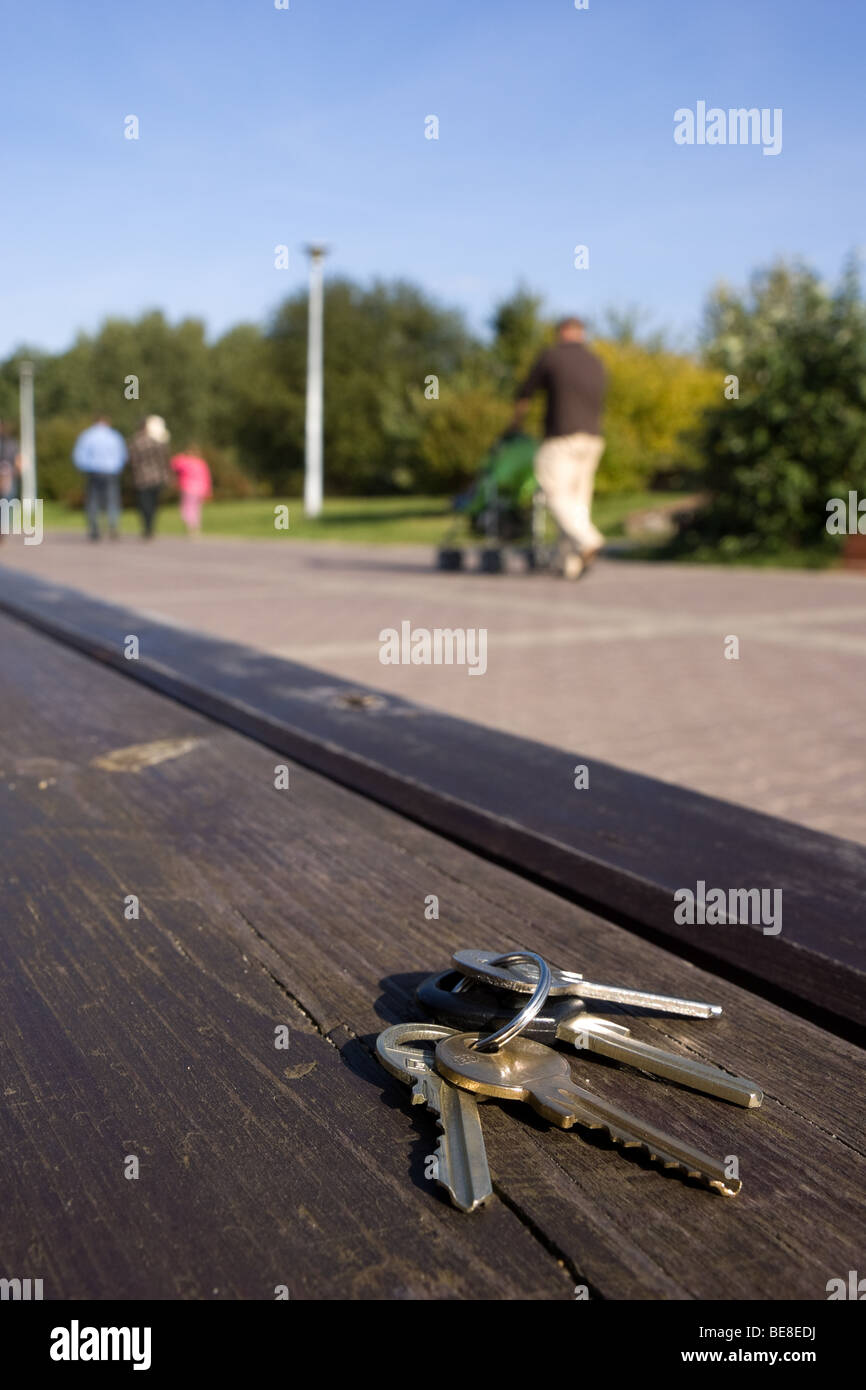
[72,414,128,540]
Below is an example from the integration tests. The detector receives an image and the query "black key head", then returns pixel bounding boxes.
[415,968,568,1044]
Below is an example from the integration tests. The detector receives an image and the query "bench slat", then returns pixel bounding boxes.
[1,614,863,1300]
[1,570,863,1033]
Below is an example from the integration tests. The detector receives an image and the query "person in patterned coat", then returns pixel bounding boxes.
[127,416,173,539]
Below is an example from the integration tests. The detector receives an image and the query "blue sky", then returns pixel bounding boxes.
[1,0,862,356]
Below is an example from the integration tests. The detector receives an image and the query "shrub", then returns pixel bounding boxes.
[35,414,91,504]
[680,260,866,555]
[593,339,718,494]
[415,380,513,493]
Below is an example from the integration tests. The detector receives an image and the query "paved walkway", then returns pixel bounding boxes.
[3,532,865,843]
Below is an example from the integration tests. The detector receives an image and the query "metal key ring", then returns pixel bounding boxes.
[470,951,552,1052]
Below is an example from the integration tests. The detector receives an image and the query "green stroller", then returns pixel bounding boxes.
[436,433,551,573]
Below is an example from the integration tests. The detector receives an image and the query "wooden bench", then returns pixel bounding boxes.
[0,589,864,1302]
[1,567,863,1035]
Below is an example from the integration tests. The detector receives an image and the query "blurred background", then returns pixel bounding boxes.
[1,0,864,842]
[0,0,863,561]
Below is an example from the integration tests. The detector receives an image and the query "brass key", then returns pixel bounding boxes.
[557,1010,762,1108]
[435,1032,742,1197]
[377,1023,493,1212]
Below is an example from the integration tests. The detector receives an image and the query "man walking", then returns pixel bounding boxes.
[510,317,607,578]
[127,415,172,538]
[72,414,127,540]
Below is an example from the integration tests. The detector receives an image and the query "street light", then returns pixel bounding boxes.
[19,360,36,504]
[303,244,328,518]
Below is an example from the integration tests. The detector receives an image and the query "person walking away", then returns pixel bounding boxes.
[127,415,172,539]
[72,414,127,540]
[0,419,21,545]
[171,445,212,537]
[509,317,607,579]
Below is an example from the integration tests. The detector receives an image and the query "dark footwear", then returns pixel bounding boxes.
[555,536,582,578]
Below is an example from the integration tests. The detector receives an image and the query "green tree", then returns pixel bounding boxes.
[210,322,299,489]
[26,312,216,502]
[0,275,755,510]
[683,260,866,555]
[593,338,718,494]
[489,286,551,383]
[33,311,211,438]
[415,375,513,493]
[260,277,477,494]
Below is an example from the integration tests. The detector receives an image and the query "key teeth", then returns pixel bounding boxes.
[710,1179,741,1198]
[411,1076,441,1112]
[432,1132,461,1206]
[412,1081,491,1212]
[432,1133,491,1213]
[589,1122,740,1196]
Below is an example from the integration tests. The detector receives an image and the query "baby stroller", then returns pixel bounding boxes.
[436,432,552,573]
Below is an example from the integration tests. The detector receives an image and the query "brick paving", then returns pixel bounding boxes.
[3,531,865,843]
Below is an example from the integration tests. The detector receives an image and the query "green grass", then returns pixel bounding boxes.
[647,540,839,570]
[41,491,681,546]
[594,492,691,539]
[39,493,844,568]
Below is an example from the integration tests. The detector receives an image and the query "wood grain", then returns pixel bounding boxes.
[0,612,863,1300]
[1,568,863,1031]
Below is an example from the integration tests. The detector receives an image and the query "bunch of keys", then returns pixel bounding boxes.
[376,948,764,1212]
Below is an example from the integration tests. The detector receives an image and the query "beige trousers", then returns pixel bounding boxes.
[534,431,605,551]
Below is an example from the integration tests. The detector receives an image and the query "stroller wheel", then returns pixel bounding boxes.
[479,548,503,574]
[437,547,464,571]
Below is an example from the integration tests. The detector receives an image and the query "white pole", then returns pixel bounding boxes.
[304,244,327,518]
[19,360,36,504]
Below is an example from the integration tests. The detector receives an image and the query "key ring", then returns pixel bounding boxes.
[470,950,552,1052]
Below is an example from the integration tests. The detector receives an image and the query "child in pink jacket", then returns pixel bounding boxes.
[170,447,212,537]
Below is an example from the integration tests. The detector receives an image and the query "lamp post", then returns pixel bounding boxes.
[303,244,328,518]
[19,360,36,504]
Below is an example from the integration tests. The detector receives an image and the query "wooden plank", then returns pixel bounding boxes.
[0,628,573,1299]
[1,613,864,1300]
[1,568,863,1034]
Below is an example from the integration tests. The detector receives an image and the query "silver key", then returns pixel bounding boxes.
[453,948,723,1018]
[376,1022,493,1212]
[554,1006,762,1107]
[435,1032,742,1197]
